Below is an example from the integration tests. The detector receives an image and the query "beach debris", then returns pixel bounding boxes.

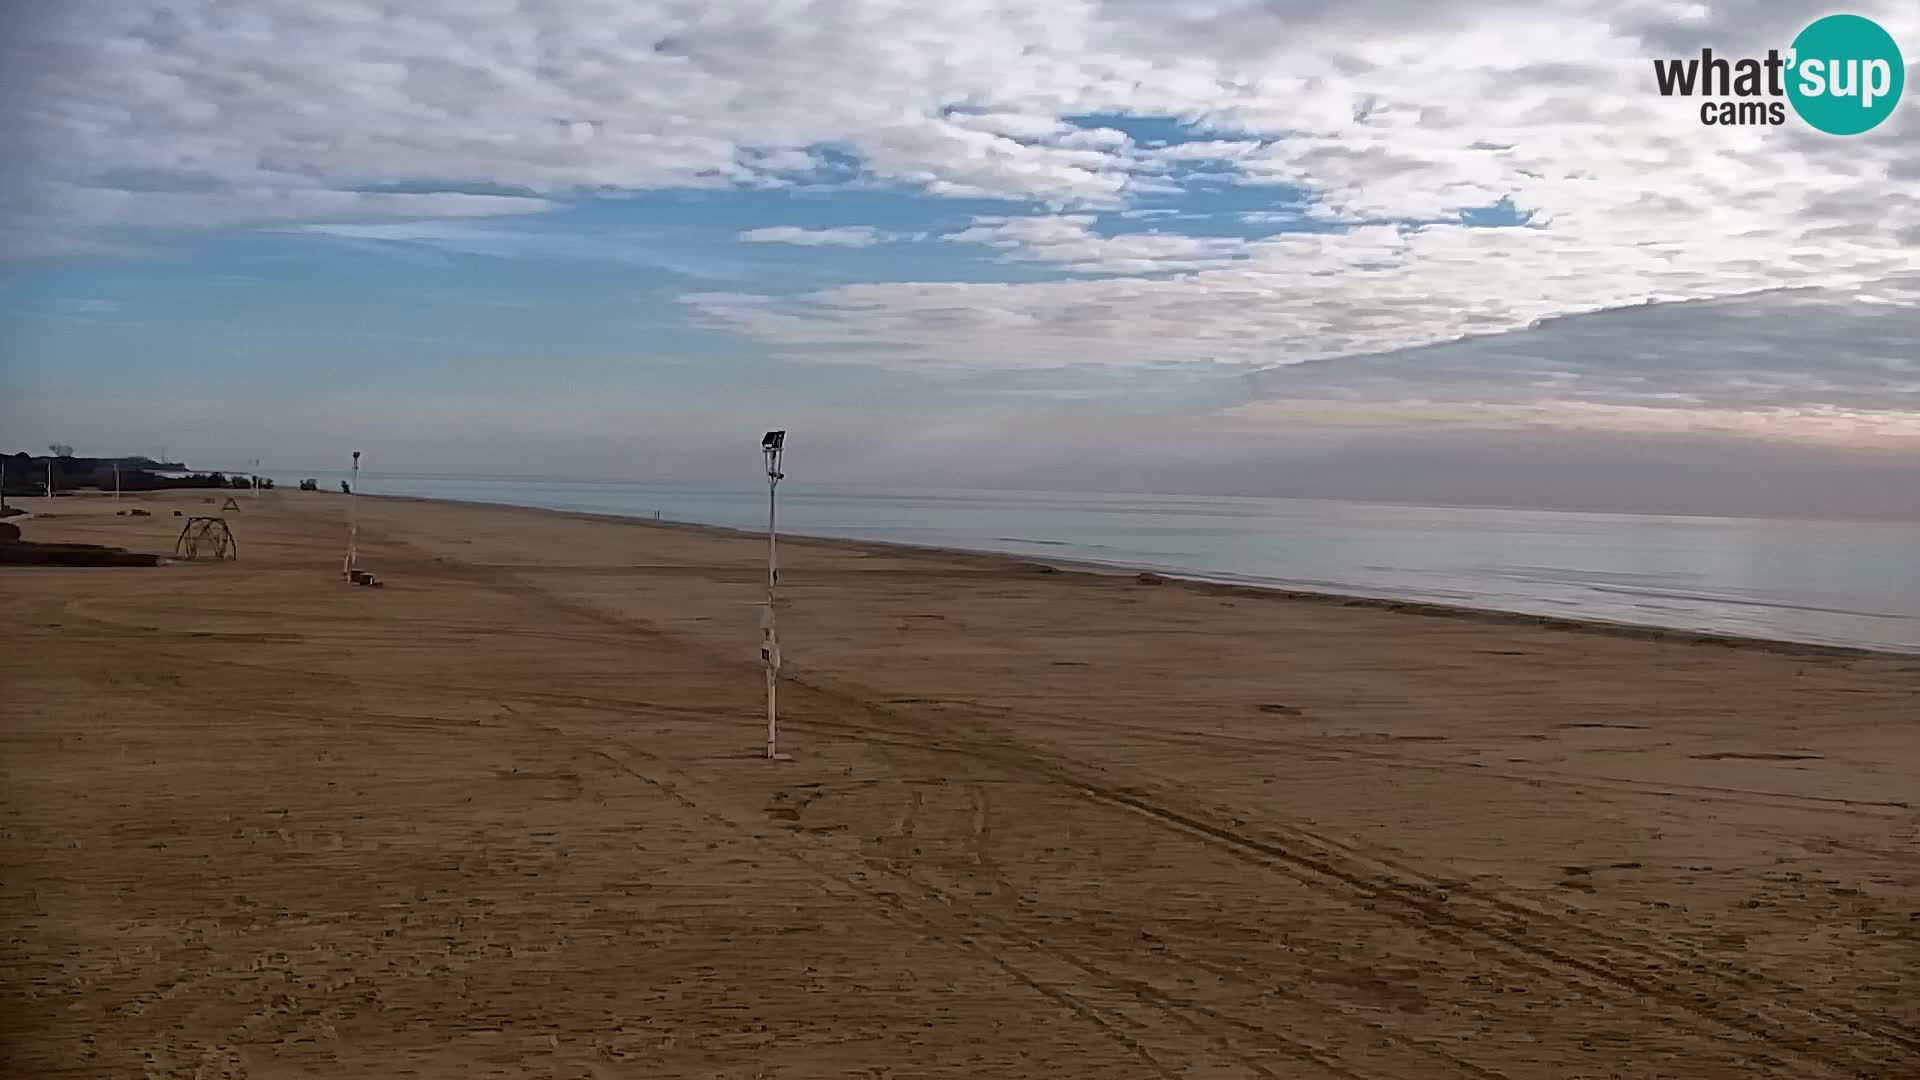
[346,568,383,587]
[1135,572,1166,585]
[129,508,150,517]
[172,516,238,561]
[220,496,242,513]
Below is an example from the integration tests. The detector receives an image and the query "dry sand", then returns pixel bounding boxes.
[3,490,1917,1079]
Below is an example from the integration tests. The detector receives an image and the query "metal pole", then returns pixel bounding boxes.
[764,655,778,758]
[345,450,361,577]
[114,463,120,500]
[46,461,54,500]
[766,472,778,758]
[760,430,785,760]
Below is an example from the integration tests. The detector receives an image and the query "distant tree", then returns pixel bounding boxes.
[48,443,74,458]
[6,452,32,498]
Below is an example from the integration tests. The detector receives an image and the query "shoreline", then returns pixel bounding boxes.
[275,470,1920,526]
[363,490,1916,661]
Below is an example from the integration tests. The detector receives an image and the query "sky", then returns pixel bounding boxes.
[1,0,1916,517]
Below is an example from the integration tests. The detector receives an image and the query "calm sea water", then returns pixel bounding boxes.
[319,473,1920,654]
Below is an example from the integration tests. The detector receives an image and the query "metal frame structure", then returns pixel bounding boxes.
[173,516,238,561]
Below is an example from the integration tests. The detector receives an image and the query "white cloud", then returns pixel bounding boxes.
[35,185,555,230]
[944,214,1249,273]
[1224,397,1920,451]
[738,226,891,247]
[944,111,1073,141]
[48,298,120,315]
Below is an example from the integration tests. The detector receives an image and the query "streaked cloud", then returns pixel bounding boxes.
[738,226,897,247]
[1245,287,1920,415]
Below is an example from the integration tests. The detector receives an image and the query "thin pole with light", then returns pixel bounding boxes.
[760,430,786,760]
[344,450,361,578]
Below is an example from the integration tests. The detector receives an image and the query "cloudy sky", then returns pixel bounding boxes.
[1,0,1915,516]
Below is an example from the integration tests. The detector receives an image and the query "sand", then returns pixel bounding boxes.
[3,489,1916,1079]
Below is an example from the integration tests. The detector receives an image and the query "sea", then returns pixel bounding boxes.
[309,473,1920,654]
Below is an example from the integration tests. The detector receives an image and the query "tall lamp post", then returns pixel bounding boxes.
[760,430,786,760]
[344,450,361,578]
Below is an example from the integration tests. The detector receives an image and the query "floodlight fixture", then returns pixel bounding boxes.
[760,430,788,759]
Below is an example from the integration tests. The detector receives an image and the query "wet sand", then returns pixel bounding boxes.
[3,490,1917,1078]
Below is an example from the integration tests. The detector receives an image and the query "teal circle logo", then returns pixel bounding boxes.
[1786,14,1904,135]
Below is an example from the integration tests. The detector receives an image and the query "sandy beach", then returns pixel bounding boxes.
[3,489,1917,1079]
